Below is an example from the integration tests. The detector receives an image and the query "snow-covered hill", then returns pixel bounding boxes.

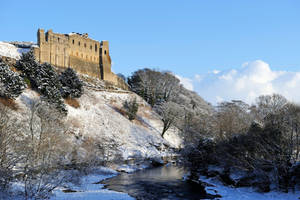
[65,88,182,158]
[0,41,30,59]
[15,87,182,168]
[0,41,182,168]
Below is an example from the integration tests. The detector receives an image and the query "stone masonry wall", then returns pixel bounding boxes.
[33,29,128,90]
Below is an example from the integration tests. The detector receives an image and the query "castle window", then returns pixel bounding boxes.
[72,40,75,44]
[104,50,107,55]
[90,45,92,50]
[58,38,60,42]
[78,41,80,46]
[84,43,86,48]
[95,44,97,52]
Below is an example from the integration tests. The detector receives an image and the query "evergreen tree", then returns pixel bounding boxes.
[16,52,66,113]
[0,61,26,99]
[59,68,83,99]
[123,97,139,121]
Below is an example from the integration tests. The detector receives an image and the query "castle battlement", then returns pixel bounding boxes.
[33,29,127,89]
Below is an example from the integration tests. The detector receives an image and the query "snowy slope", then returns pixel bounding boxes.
[65,89,182,161]
[15,88,182,165]
[0,41,30,59]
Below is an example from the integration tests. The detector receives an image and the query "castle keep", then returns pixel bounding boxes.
[32,29,127,89]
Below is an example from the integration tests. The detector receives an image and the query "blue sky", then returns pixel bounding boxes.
[1,0,300,103]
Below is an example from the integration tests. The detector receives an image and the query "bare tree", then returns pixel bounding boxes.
[154,101,183,137]
[128,69,180,106]
[215,100,252,140]
[264,103,300,163]
[254,94,288,121]
[0,104,22,190]
[16,99,72,199]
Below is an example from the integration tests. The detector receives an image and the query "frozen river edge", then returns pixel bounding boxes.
[51,167,135,200]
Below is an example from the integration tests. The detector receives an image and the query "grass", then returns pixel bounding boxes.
[0,97,18,110]
[65,97,80,108]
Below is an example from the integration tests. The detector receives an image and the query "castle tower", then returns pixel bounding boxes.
[37,28,45,46]
[33,29,127,89]
[100,41,112,80]
[36,29,51,63]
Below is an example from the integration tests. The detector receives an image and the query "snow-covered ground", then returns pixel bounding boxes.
[64,89,182,162]
[202,176,300,200]
[15,88,182,166]
[4,167,134,200]
[0,41,30,59]
[52,167,134,200]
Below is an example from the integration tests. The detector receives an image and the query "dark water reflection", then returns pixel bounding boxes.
[102,165,215,200]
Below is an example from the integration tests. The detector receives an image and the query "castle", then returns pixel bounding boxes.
[32,29,127,89]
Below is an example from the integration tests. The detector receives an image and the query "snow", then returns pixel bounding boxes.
[65,89,182,162]
[53,189,133,200]
[11,81,183,167]
[0,41,30,59]
[4,87,299,199]
[6,83,184,199]
[52,168,134,200]
[7,167,134,200]
[201,176,300,200]
[15,87,183,164]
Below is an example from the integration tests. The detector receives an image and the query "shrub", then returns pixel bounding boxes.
[0,61,26,99]
[188,122,299,192]
[59,68,83,99]
[123,97,139,121]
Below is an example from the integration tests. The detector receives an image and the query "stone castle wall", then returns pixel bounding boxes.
[33,29,128,89]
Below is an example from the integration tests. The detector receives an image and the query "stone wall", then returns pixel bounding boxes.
[69,56,101,79]
[33,29,128,90]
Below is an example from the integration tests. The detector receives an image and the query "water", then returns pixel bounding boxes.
[102,165,216,200]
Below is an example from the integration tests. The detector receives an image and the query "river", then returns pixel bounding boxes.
[102,165,217,200]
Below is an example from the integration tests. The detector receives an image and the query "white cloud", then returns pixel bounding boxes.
[177,60,300,105]
[175,75,194,91]
[210,70,220,74]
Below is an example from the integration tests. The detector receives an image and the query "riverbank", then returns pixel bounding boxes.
[0,163,292,200]
[100,165,300,200]
[51,167,135,200]
[102,165,217,200]
[201,175,300,200]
